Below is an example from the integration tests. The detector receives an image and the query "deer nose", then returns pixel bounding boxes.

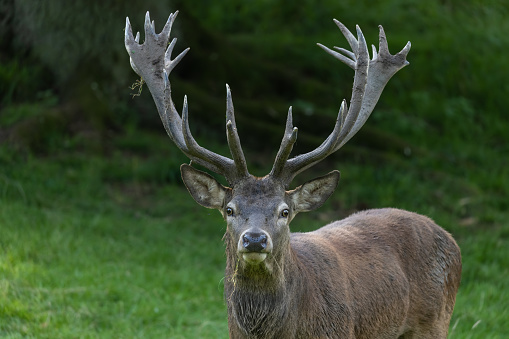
[242,232,268,252]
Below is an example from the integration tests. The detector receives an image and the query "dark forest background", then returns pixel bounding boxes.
[2,0,507,164]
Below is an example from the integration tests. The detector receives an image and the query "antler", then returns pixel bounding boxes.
[125,12,410,188]
[125,12,249,185]
[271,20,411,186]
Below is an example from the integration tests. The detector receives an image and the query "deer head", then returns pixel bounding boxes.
[124,11,410,277]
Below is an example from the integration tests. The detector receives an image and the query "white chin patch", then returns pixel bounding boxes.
[242,252,268,264]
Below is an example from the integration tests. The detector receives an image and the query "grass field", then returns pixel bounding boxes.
[0,123,508,338]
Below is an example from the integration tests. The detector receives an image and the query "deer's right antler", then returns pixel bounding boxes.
[125,11,249,185]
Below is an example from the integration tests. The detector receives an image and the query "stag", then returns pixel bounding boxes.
[124,11,461,339]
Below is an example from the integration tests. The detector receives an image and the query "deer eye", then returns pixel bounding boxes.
[280,209,290,218]
[226,207,234,216]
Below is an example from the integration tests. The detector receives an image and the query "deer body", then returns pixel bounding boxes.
[225,208,461,338]
[124,11,461,338]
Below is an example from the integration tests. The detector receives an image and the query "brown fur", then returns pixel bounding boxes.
[224,208,461,339]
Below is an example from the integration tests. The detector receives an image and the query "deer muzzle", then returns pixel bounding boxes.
[238,229,273,264]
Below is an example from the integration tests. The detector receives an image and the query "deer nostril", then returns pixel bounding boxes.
[243,232,268,252]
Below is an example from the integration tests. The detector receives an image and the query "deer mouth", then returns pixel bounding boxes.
[242,252,268,264]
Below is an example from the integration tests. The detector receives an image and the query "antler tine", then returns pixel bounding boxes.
[125,12,248,185]
[125,18,140,76]
[225,85,249,178]
[371,45,377,60]
[270,107,298,178]
[317,43,355,70]
[334,19,358,56]
[144,12,155,37]
[377,24,390,57]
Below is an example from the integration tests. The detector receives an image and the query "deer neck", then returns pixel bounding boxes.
[224,235,303,337]
[223,231,298,290]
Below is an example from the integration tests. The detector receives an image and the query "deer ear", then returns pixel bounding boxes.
[180,164,229,210]
[289,170,340,213]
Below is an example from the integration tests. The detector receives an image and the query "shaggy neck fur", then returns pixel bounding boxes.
[223,232,301,338]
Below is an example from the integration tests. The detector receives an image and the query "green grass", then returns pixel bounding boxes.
[0,147,227,338]
[0,126,508,338]
[0,200,228,338]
